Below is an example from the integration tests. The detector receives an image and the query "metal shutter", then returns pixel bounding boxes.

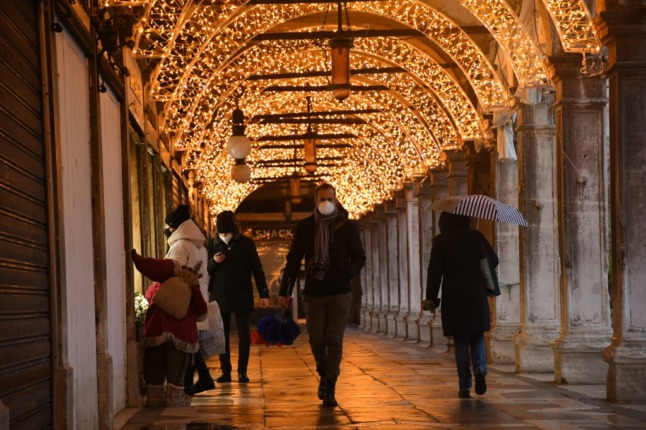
[0,0,53,428]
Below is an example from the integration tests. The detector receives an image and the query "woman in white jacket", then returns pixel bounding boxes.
[164,204,215,396]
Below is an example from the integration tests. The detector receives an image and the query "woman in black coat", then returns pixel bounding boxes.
[425,212,498,399]
[207,211,269,383]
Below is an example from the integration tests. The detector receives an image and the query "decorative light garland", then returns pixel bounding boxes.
[119,0,600,216]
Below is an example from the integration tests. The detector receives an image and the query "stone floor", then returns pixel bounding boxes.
[115,324,646,429]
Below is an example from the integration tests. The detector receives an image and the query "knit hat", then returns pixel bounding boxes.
[165,204,191,229]
[131,249,176,282]
[216,210,236,233]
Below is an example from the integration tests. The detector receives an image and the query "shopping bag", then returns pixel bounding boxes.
[199,301,226,357]
[480,256,501,297]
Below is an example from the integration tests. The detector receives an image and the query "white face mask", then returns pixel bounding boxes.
[219,233,233,243]
[317,200,335,216]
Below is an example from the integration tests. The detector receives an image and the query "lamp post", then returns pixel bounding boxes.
[329,2,352,102]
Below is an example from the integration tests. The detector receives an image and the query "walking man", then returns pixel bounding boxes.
[279,183,366,406]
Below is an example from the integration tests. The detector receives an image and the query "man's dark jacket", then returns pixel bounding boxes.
[280,207,366,297]
[207,230,269,313]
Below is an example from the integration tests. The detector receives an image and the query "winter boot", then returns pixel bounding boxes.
[165,383,192,407]
[322,377,338,407]
[317,375,326,400]
[143,385,166,407]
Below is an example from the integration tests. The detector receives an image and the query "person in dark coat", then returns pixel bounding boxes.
[425,212,498,399]
[279,183,366,407]
[207,210,269,383]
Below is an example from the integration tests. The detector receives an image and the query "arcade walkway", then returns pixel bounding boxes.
[115,325,646,429]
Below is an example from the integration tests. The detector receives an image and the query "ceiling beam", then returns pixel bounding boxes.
[252,28,423,41]
[263,84,389,92]
[247,66,406,81]
[257,117,367,124]
[251,109,381,120]
[254,156,344,165]
[248,0,399,5]
[257,143,353,149]
[251,173,329,184]
[257,133,357,141]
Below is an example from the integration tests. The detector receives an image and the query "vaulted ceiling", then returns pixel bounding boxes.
[129,0,600,217]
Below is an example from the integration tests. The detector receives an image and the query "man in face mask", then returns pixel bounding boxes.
[207,210,269,383]
[279,183,366,407]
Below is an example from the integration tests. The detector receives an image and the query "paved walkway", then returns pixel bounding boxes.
[116,325,646,429]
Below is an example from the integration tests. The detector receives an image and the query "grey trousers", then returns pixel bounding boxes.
[303,292,352,379]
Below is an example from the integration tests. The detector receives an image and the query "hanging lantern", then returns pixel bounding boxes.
[227,104,251,159]
[329,34,352,102]
[290,174,301,205]
[303,95,317,173]
[304,132,317,174]
[329,2,353,102]
[231,158,251,183]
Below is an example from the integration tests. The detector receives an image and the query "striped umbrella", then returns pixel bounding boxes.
[429,194,529,227]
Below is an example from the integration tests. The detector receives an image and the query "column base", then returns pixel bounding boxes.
[552,332,611,384]
[394,312,408,340]
[604,340,646,403]
[360,308,370,331]
[416,314,432,347]
[404,314,420,342]
[385,312,398,337]
[490,324,520,364]
[513,325,559,373]
[369,310,380,333]
[376,310,389,335]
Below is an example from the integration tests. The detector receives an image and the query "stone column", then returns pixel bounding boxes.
[394,189,410,339]
[445,149,468,195]
[385,199,400,337]
[549,57,612,384]
[429,168,449,350]
[490,157,522,364]
[403,184,422,341]
[376,207,389,334]
[514,100,561,373]
[416,181,433,346]
[597,2,646,402]
[359,218,373,332]
[369,213,382,333]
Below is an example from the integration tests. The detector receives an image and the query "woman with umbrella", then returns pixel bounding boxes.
[424,211,498,399]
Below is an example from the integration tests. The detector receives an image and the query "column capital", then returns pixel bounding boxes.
[443,149,467,179]
[595,7,646,70]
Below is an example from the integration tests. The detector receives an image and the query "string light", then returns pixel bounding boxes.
[123,0,600,217]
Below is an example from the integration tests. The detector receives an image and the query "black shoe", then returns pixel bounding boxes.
[458,389,471,399]
[216,373,232,383]
[474,369,487,395]
[238,374,250,383]
[193,378,216,394]
[184,385,195,396]
[317,376,326,400]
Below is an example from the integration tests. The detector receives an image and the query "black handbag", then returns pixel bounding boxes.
[479,241,500,297]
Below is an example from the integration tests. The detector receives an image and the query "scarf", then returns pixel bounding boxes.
[313,207,338,264]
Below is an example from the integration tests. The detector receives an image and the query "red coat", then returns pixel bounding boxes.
[142,282,208,353]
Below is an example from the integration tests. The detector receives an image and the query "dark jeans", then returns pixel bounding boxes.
[303,292,352,379]
[144,342,190,387]
[219,311,251,376]
[453,333,487,390]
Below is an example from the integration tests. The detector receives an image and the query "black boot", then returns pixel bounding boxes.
[317,375,326,400]
[322,377,337,407]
